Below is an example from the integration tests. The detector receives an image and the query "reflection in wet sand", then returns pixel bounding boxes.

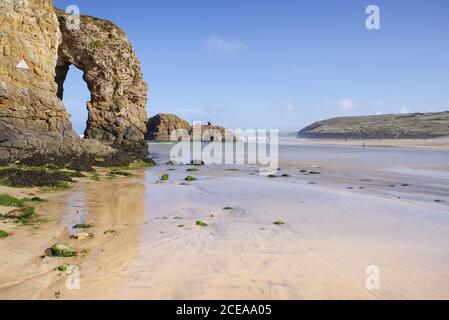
[0,175,146,300]
[60,176,146,299]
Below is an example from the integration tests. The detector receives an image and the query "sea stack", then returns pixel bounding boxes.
[146,114,236,142]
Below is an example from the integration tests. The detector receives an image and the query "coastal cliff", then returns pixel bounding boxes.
[298,112,449,139]
[0,0,148,163]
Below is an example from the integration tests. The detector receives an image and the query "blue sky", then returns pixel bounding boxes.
[54,0,449,134]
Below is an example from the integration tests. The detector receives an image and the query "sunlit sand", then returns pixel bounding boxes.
[1,140,449,300]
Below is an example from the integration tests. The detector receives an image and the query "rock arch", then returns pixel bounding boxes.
[55,9,148,155]
[0,1,149,162]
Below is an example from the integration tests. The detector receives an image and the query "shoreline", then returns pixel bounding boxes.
[292,137,449,149]
[1,146,449,299]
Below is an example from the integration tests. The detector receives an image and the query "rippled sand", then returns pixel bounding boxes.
[1,142,449,300]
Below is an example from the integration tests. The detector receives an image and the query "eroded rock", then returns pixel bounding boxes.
[146,114,236,142]
[0,0,78,161]
[56,9,148,155]
[0,1,149,163]
[146,114,191,141]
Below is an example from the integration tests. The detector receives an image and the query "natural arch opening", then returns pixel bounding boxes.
[54,10,149,155]
[56,65,90,137]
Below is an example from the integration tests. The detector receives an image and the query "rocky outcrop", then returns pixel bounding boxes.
[298,112,449,139]
[146,114,236,142]
[56,9,148,155]
[198,123,237,142]
[0,0,148,163]
[146,114,191,141]
[0,0,77,160]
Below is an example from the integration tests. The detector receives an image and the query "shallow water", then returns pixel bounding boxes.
[149,138,449,170]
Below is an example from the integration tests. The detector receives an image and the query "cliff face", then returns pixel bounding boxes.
[56,9,148,154]
[298,112,449,140]
[146,114,191,141]
[0,0,77,160]
[146,114,236,142]
[0,0,148,162]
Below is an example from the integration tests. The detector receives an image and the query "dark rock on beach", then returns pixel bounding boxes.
[0,169,73,187]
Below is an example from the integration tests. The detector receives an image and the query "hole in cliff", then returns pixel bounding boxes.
[61,66,90,137]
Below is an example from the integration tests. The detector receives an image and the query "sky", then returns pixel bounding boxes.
[53,0,449,134]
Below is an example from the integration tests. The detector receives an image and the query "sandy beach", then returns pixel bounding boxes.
[1,140,449,300]
[295,137,449,149]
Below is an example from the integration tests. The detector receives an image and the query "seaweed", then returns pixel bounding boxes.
[195,220,208,227]
[0,169,73,188]
[73,223,93,230]
[0,194,26,207]
[50,244,77,257]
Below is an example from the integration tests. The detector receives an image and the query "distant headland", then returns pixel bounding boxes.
[297,111,449,140]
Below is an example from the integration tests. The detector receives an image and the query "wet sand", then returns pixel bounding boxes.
[1,141,449,300]
[295,137,449,149]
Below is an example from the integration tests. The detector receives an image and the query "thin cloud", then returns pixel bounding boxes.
[202,106,228,113]
[375,100,384,108]
[339,98,355,111]
[272,102,298,113]
[401,106,411,114]
[205,35,246,53]
[285,102,297,112]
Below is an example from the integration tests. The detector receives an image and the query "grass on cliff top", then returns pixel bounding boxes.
[300,111,449,138]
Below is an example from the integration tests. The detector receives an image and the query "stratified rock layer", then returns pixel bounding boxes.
[298,112,449,139]
[0,0,78,160]
[56,9,148,155]
[0,1,149,162]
